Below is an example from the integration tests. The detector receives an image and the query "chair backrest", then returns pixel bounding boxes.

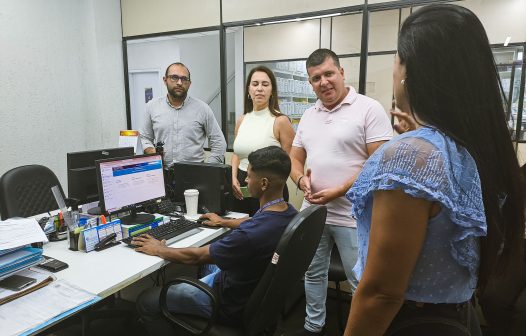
[0,165,64,220]
[243,205,327,335]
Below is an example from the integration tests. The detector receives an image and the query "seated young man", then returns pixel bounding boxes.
[134,146,297,335]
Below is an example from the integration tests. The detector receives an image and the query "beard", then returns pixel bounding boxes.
[168,86,187,100]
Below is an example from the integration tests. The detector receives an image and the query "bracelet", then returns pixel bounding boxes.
[296,175,305,189]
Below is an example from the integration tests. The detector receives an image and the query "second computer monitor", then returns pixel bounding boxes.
[96,154,166,224]
[171,162,232,215]
[67,147,135,205]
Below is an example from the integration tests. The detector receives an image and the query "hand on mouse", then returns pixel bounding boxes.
[199,213,223,227]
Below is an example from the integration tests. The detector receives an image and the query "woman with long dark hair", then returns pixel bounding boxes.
[344,4,525,335]
[231,65,295,216]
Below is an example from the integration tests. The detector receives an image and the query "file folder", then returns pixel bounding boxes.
[0,247,44,280]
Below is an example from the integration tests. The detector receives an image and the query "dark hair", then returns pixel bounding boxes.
[248,146,291,181]
[306,48,340,70]
[244,66,281,116]
[165,62,191,81]
[398,4,524,289]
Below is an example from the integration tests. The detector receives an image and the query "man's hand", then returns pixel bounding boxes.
[232,179,243,200]
[307,185,344,205]
[132,234,166,255]
[299,168,312,197]
[199,213,223,227]
[143,147,156,154]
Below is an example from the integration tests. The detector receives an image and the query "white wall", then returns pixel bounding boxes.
[0,0,126,191]
[121,0,220,37]
[126,33,222,123]
[244,20,321,62]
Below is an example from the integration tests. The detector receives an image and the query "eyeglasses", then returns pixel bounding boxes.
[167,75,190,83]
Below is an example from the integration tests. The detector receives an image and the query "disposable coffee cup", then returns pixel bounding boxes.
[184,189,199,216]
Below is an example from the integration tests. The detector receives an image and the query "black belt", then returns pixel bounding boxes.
[404,300,468,310]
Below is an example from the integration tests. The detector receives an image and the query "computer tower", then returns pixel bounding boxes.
[170,162,232,215]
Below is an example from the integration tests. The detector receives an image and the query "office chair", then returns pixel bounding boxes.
[329,244,350,335]
[0,164,65,220]
[159,205,328,336]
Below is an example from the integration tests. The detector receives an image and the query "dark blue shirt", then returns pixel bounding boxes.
[209,203,297,324]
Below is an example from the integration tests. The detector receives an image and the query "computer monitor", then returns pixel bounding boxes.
[67,147,135,211]
[95,154,166,225]
[170,162,232,215]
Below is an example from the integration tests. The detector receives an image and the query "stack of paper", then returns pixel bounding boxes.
[1,279,100,336]
[0,218,48,280]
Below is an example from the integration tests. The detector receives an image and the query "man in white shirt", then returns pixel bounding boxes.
[288,49,393,335]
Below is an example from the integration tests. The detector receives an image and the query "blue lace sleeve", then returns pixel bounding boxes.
[347,130,487,274]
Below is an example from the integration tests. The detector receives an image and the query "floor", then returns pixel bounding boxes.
[36,286,351,336]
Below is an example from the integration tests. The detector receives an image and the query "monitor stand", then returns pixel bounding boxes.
[119,208,155,225]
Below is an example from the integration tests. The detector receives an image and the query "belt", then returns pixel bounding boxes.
[404,300,468,310]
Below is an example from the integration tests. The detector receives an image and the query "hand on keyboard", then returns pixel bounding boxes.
[122,218,202,249]
[131,234,166,256]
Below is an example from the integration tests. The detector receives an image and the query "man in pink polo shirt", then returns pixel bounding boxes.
[289,49,393,335]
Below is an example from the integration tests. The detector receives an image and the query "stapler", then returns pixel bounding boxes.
[94,233,120,251]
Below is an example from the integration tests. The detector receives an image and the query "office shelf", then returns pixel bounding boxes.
[246,60,317,126]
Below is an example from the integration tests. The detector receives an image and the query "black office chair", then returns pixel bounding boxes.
[0,164,65,220]
[159,205,328,336]
[329,244,350,335]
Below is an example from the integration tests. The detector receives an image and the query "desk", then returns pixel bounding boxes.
[15,226,229,336]
[44,226,228,298]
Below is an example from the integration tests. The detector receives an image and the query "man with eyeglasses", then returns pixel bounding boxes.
[140,62,226,164]
[288,49,392,336]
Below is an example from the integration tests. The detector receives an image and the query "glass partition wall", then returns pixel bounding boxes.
[122,0,526,155]
[124,30,222,144]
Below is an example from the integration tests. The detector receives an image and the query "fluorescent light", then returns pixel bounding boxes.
[262,18,300,25]
[504,36,511,46]
[518,51,524,61]
[306,13,342,20]
[262,12,342,25]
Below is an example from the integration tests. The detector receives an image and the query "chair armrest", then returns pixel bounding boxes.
[160,276,219,336]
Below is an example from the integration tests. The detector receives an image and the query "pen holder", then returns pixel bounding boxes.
[69,230,80,251]
[63,211,80,251]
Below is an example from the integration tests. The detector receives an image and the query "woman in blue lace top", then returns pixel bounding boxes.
[344,4,525,336]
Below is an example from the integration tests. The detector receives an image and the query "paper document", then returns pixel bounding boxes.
[0,268,55,305]
[0,218,48,250]
[0,279,98,336]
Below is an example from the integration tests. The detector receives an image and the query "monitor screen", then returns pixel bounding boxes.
[96,154,165,223]
[171,162,232,215]
[67,147,135,205]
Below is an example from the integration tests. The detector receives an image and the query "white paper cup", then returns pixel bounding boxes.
[184,189,199,216]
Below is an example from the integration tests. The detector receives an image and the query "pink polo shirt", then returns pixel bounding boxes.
[292,87,393,227]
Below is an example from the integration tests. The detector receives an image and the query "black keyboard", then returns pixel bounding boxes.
[122,218,202,247]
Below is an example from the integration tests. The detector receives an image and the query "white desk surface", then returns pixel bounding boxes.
[43,226,228,298]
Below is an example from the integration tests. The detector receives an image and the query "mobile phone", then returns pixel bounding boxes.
[0,274,37,291]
